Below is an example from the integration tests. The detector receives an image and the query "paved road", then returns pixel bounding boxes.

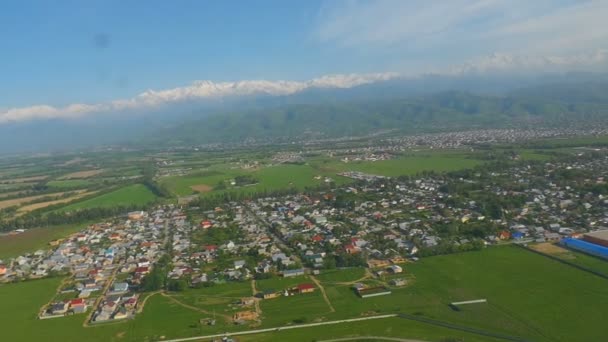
[162,314,398,342]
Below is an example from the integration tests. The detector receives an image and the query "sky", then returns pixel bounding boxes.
[1,0,608,122]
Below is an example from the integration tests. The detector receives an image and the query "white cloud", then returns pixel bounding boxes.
[314,0,608,56]
[0,72,398,124]
[447,49,608,75]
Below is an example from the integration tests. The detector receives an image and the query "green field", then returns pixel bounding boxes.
[59,184,157,211]
[548,246,608,275]
[162,164,350,196]
[314,267,367,283]
[324,155,482,177]
[0,222,89,259]
[2,246,608,341]
[162,153,484,197]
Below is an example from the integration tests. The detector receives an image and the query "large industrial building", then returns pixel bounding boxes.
[561,237,608,260]
[582,230,608,248]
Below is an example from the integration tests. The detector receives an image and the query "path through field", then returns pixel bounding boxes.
[161,293,232,322]
[251,280,262,315]
[310,275,335,313]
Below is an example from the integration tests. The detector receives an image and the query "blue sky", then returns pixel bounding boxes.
[1,0,607,120]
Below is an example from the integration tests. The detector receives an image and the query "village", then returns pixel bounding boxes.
[2,148,608,327]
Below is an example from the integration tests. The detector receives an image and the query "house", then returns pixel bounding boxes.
[296,283,315,294]
[200,220,213,229]
[282,268,305,278]
[545,232,561,242]
[51,302,69,315]
[499,231,511,240]
[83,279,97,289]
[512,232,525,240]
[112,282,129,293]
[0,264,7,276]
[124,297,138,309]
[233,260,246,270]
[387,265,403,274]
[135,266,150,275]
[261,289,280,299]
[69,298,87,313]
[311,235,324,243]
[113,307,128,320]
[271,253,288,263]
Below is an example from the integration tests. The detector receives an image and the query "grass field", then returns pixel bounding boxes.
[3,246,608,341]
[0,222,90,259]
[59,184,157,211]
[322,155,482,177]
[162,153,485,197]
[314,267,367,283]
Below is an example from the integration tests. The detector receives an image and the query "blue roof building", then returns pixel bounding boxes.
[561,238,608,260]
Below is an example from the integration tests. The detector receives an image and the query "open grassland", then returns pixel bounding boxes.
[0,222,89,259]
[0,278,496,342]
[162,164,349,197]
[59,184,157,211]
[318,155,482,177]
[2,247,607,341]
[162,153,485,197]
[314,267,367,283]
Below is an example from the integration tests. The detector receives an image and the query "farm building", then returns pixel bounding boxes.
[261,289,280,299]
[583,230,608,248]
[356,286,392,298]
[282,268,305,278]
[561,238,608,260]
[296,283,316,294]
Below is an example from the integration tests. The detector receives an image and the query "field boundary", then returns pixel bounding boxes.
[397,313,529,342]
[515,244,608,280]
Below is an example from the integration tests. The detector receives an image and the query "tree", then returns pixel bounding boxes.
[167,279,188,292]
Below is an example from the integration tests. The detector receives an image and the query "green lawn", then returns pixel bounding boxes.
[163,153,484,197]
[314,268,367,283]
[59,184,157,211]
[3,246,607,342]
[550,247,608,275]
[162,164,349,197]
[0,222,89,259]
[240,317,501,342]
[326,155,482,177]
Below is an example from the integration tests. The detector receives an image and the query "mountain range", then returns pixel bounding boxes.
[1,71,608,153]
